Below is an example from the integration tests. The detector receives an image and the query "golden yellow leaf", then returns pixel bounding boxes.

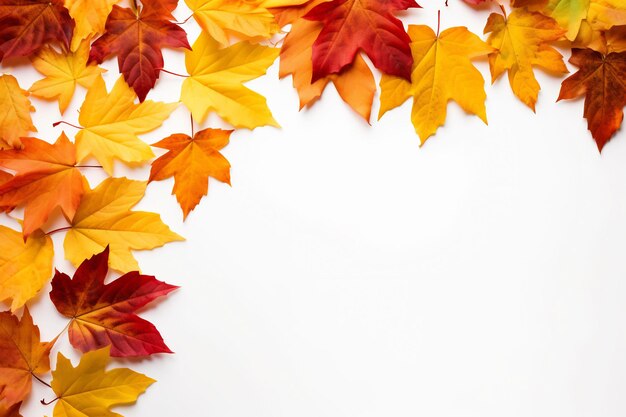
[76,76,177,174]
[64,177,184,273]
[50,347,154,417]
[379,25,493,143]
[182,33,279,129]
[185,0,278,45]
[65,0,119,51]
[484,8,567,111]
[0,75,36,150]
[543,0,589,40]
[29,42,106,114]
[0,226,53,311]
[588,0,626,30]
[279,18,375,121]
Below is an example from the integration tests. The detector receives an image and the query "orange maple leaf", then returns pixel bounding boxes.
[149,128,232,219]
[0,133,87,238]
[0,308,53,409]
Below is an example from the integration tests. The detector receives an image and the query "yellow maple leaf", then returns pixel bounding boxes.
[185,0,278,45]
[76,76,177,174]
[279,18,375,121]
[0,226,53,311]
[587,0,626,30]
[543,0,590,40]
[181,33,279,129]
[65,0,119,51]
[484,8,567,111]
[379,25,493,144]
[64,177,184,273]
[30,42,106,114]
[0,75,36,150]
[50,347,154,417]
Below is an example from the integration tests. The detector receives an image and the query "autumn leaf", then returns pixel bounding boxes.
[64,177,184,273]
[75,76,177,174]
[182,33,279,129]
[588,0,626,31]
[150,128,232,219]
[89,0,190,101]
[0,226,53,311]
[303,0,418,82]
[50,347,154,417]
[30,42,106,114]
[0,134,88,238]
[484,8,567,110]
[0,0,74,62]
[0,75,36,150]
[379,25,493,143]
[64,0,119,51]
[50,247,177,357]
[0,308,53,407]
[0,402,21,417]
[185,0,278,45]
[558,47,626,151]
[279,18,375,121]
[269,0,331,27]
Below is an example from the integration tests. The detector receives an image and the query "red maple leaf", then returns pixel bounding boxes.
[0,0,73,62]
[304,0,418,82]
[88,0,190,102]
[49,246,178,357]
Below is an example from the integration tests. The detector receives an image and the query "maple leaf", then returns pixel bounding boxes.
[0,308,53,407]
[185,0,278,45]
[303,0,418,82]
[50,247,177,357]
[0,75,36,150]
[182,33,279,129]
[30,42,106,114]
[0,226,53,311]
[0,134,88,238]
[542,0,590,40]
[150,128,232,219]
[588,0,626,31]
[279,18,375,121]
[89,0,190,102]
[75,76,177,174]
[558,47,626,151]
[0,0,74,62]
[50,347,154,417]
[64,0,119,51]
[64,177,184,273]
[379,25,494,143]
[484,8,567,111]
[269,0,332,27]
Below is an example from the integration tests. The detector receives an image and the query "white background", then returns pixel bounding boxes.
[5,0,626,416]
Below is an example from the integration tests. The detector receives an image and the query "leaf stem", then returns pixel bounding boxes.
[437,10,441,37]
[41,397,59,406]
[32,374,52,388]
[173,14,193,24]
[160,69,189,78]
[499,3,507,18]
[75,165,103,168]
[46,226,72,236]
[53,121,82,130]
[190,114,195,137]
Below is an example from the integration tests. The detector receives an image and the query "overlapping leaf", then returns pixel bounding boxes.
[303,0,418,81]
[181,33,279,129]
[89,0,190,101]
[30,42,106,113]
[75,76,177,174]
[64,176,183,272]
[0,75,36,150]
[379,25,493,143]
[0,226,53,311]
[0,134,87,237]
[50,347,154,417]
[0,0,74,62]
[484,8,567,110]
[50,247,177,357]
[150,128,232,219]
[65,0,119,51]
[0,308,53,408]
